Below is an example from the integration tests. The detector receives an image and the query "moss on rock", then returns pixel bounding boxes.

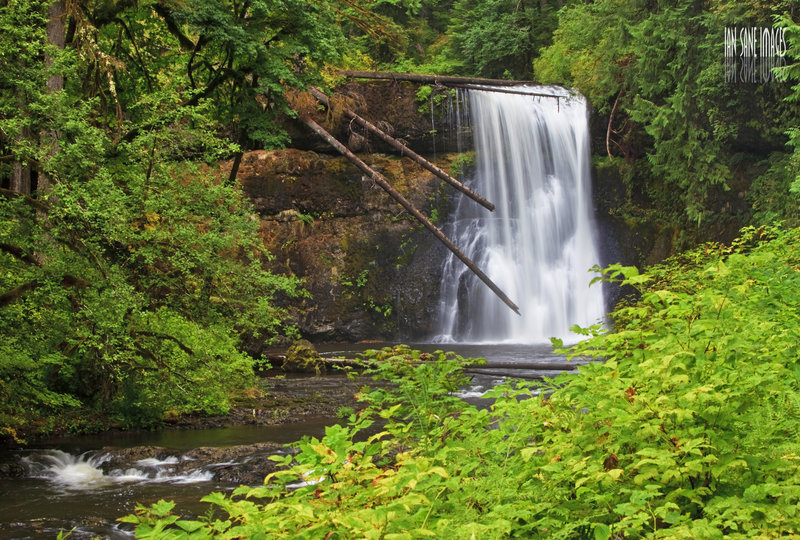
[283,339,324,374]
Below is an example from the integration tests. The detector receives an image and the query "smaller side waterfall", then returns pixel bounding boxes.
[434,87,605,344]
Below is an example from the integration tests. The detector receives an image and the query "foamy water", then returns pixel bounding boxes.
[22,450,214,489]
[435,86,606,344]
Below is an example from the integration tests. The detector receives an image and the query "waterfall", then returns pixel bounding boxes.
[434,86,605,344]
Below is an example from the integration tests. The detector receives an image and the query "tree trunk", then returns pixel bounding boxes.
[299,115,521,315]
[225,151,244,187]
[309,88,495,211]
[11,161,31,195]
[38,0,66,198]
[45,1,65,92]
[337,70,537,87]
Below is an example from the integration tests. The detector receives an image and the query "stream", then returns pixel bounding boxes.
[0,343,572,539]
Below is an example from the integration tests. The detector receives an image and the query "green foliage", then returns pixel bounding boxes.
[335,405,355,420]
[449,151,475,178]
[295,211,315,227]
[105,0,345,150]
[0,159,304,429]
[339,268,370,289]
[415,84,434,113]
[447,0,568,79]
[753,13,800,227]
[126,226,800,537]
[0,0,321,434]
[340,0,462,73]
[535,0,800,226]
[333,0,568,77]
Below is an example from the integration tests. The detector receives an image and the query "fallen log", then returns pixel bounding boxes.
[338,70,536,87]
[318,358,582,371]
[449,83,560,101]
[310,88,495,212]
[463,369,557,380]
[467,361,581,371]
[299,115,520,316]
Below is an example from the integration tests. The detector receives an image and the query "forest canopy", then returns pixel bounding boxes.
[2,0,800,440]
[0,0,346,435]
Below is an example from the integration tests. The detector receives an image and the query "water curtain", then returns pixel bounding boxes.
[436,87,605,344]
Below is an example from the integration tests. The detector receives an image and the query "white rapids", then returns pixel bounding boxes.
[21,449,214,489]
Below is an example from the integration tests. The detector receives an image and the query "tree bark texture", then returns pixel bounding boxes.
[39,0,66,197]
[11,162,31,195]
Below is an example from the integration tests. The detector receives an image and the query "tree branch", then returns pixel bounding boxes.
[0,188,50,212]
[152,4,195,51]
[184,67,231,107]
[115,16,153,92]
[0,275,90,308]
[0,281,39,307]
[134,347,196,385]
[133,330,195,356]
[0,243,41,266]
[607,88,624,163]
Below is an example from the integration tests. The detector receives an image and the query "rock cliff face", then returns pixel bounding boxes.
[231,81,681,346]
[286,80,469,155]
[220,81,468,347]
[225,147,452,346]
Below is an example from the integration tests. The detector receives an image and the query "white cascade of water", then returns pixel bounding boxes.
[21,449,214,489]
[434,86,606,344]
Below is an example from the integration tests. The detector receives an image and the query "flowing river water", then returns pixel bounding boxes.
[0,343,575,539]
[0,416,337,539]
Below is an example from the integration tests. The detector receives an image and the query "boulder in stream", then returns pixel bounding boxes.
[100,442,291,486]
[283,339,324,374]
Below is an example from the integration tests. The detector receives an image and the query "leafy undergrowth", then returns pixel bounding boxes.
[123,225,800,538]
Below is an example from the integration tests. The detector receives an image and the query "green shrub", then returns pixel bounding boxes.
[123,226,800,537]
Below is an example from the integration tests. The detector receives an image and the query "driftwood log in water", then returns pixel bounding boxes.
[309,87,495,212]
[462,368,564,380]
[321,358,582,371]
[299,115,520,316]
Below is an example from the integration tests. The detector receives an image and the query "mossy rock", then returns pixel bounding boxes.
[283,339,325,374]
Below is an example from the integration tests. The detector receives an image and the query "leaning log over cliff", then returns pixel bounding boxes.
[310,87,495,212]
[299,115,520,316]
